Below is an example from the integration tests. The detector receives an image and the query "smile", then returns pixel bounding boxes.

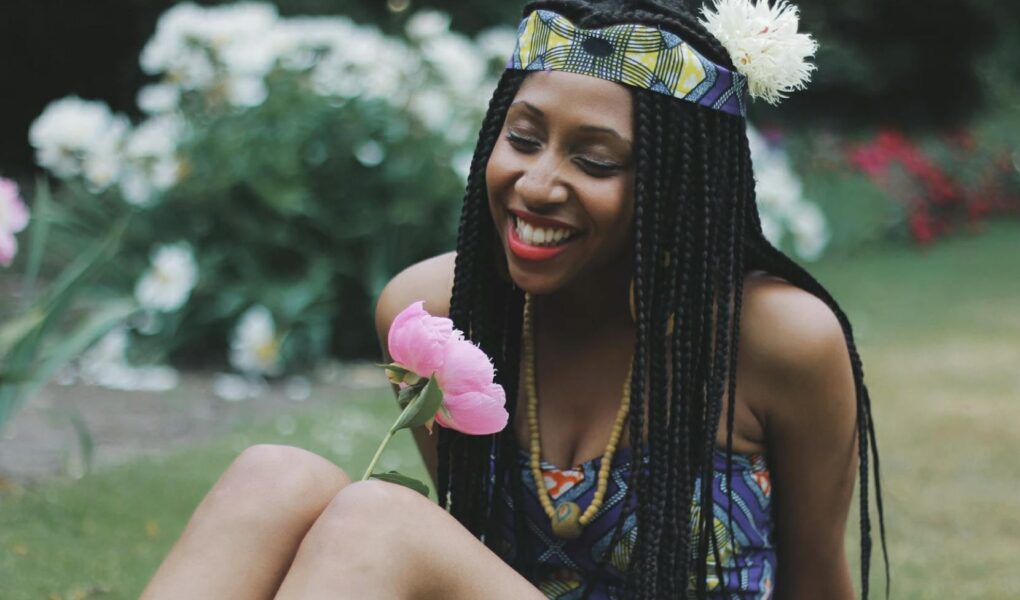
[507,215,583,261]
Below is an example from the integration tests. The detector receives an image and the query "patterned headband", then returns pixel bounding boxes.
[506,9,749,118]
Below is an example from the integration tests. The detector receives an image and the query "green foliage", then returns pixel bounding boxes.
[0,191,137,432]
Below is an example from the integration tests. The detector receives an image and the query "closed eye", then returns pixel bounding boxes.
[506,131,540,151]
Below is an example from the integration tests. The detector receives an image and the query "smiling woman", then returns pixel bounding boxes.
[138,1,886,599]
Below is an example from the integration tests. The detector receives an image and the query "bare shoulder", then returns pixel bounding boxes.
[374,250,457,346]
[738,271,853,417]
[740,271,847,373]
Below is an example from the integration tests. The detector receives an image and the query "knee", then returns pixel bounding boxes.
[197,444,351,529]
[310,480,425,552]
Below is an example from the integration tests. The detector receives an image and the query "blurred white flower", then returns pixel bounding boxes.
[82,148,123,193]
[230,305,283,376]
[224,75,269,108]
[134,242,198,312]
[137,83,182,115]
[476,27,517,63]
[142,2,279,92]
[409,88,453,131]
[788,201,829,261]
[213,372,267,401]
[406,10,451,41]
[119,115,184,206]
[0,177,30,267]
[79,327,179,392]
[747,124,830,260]
[422,33,487,96]
[29,97,129,182]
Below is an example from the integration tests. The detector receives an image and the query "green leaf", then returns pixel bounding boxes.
[369,471,430,497]
[391,376,443,432]
[22,299,139,399]
[396,384,418,409]
[0,308,46,359]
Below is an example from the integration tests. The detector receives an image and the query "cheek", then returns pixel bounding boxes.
[588,178,635,243]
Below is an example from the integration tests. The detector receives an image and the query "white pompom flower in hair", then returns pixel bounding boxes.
[699,0,818,106]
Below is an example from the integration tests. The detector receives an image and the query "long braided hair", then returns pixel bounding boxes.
[437,1,888,597]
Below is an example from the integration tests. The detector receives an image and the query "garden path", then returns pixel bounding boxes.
[0,362,388,486]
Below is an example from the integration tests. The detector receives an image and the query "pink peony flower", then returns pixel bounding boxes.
[436,338,495,396]
[0,177,30,268]
[386,300,508,435]
[387,300,460,378]
[436,382,508,435]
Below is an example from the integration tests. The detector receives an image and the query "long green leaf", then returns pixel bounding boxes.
[0,308,46,359]
[22,175,53,301]
[22,299,139,399]
[391,376,443,432]
[369,471,430,497]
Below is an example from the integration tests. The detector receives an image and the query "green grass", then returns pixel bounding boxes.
[812,220,1020,599]
[2,222,1019,599]
[0,387,432,600]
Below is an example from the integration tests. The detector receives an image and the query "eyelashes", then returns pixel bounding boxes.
[504,131,622,177]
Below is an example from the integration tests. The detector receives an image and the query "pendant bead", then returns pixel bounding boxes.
[551,502,584,540]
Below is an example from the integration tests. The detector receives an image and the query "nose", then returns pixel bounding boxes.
[514,152,569,208]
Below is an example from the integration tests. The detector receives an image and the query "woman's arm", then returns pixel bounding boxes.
[741,281,859,599]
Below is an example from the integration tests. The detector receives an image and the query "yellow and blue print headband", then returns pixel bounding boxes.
[507,10,749,118]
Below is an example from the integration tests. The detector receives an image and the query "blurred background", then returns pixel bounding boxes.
[0,1,1017,598]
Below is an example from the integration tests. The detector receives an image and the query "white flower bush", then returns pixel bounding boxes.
[747,125,830,261]
[26,3,825,392]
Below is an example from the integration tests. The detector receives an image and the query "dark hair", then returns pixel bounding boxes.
[437,1,888,598]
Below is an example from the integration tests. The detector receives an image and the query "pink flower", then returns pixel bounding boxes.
[437,338,495,396]
[0,177,30,268]
[386,300,508,435]
[436,383,508,435]
[387,300,459,378]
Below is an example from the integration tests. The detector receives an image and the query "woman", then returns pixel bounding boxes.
[141,0,886,598]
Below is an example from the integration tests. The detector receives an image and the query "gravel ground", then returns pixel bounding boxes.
[0,362,390,485]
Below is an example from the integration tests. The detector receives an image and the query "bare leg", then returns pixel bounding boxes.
[140,444,351,600]
[274,480,545,600]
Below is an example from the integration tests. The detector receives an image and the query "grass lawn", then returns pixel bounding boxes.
[2,221,1018,599]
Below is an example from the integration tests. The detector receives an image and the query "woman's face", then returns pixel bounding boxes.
[486,70,636,295]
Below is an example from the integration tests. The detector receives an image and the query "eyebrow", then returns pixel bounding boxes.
[510,100,631,145]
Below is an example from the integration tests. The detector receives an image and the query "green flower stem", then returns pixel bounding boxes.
[360,398,417,481]
[360,429,395,481]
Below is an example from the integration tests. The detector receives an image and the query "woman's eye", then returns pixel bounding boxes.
[577,157,621,176]
[506,131,539,150]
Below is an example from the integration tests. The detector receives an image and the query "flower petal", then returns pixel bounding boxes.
[436,338,494,396]
[436,383,508,435]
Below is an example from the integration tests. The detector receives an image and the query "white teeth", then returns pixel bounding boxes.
[513,216,577,247]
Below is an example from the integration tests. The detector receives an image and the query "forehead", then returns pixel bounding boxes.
[512,70,633,137]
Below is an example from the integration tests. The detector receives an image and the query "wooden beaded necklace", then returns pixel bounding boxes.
[523,292,633,540]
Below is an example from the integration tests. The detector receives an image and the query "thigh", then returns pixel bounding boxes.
[276,480,545,600]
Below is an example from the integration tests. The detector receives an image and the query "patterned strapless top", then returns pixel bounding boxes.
[490,445,776,599]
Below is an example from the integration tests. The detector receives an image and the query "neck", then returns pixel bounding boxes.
[536,257,634,336]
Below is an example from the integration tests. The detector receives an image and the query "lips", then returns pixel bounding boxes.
[506,217,581,261]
